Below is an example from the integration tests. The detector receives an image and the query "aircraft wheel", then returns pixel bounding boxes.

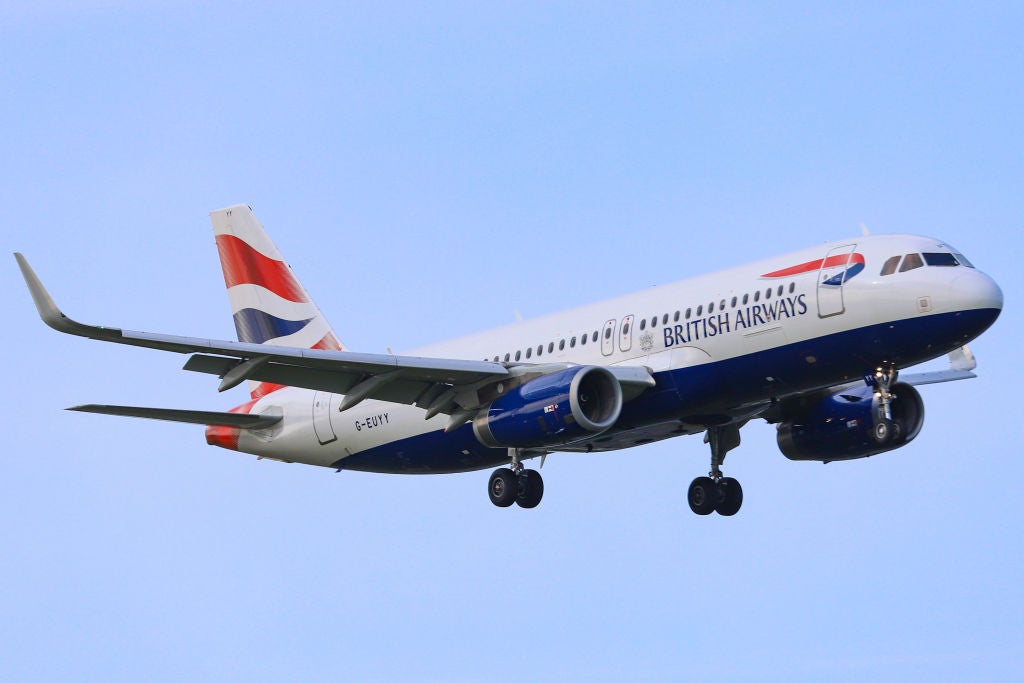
[890,420,904,442]
[488,468,517,507]
[688,476,718,515]
[515,469,544,509]
[873,420,891,443]
[715,477,743,516]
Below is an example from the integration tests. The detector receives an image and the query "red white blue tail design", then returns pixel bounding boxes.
[210,205,344,399]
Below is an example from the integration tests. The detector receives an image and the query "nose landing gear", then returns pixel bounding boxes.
[867,365,902,444]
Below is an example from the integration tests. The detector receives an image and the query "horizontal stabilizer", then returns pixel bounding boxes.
[68,404,282,428]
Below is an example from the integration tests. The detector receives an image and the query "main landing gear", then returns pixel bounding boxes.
[488,449,544,509]
[688,424,744,516]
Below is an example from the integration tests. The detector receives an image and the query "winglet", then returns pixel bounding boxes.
[15,252,69,330]
[14,253,120,340]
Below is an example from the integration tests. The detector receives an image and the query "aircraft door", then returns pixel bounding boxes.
[817,244,857,318]
[312,391,337,445]
[619,314,634,353]
[601,319,616,356]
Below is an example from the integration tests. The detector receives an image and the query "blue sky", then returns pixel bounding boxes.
[2,2,1021,681]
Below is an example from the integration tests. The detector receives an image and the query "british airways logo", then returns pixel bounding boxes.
[663,252,864,349]
[761,253,866,285]
[663,293,809,348]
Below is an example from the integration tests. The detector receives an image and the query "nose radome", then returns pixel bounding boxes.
[953,270,1003,313]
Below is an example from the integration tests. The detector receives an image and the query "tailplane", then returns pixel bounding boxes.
[210,205,344,398]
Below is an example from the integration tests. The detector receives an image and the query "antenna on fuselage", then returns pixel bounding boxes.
[861,222,871,236]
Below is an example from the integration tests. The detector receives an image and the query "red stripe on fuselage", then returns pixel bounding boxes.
[215,234,308,303]
[761,252,865,278]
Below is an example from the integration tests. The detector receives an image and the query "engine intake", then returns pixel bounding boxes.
[777,382,925,462]
[473,366,623,449]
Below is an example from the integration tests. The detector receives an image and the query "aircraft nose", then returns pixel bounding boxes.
[954,269,1003,313]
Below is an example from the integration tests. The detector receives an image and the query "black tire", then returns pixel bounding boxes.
[488,468,517,507]
[688,476,718,515]
[715,477,743,516]
[515,469,544,509]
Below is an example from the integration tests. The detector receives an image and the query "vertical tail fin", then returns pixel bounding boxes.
[210,205,344,398]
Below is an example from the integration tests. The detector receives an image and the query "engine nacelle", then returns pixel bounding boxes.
[472,366,623,449]
[776,382,925,462]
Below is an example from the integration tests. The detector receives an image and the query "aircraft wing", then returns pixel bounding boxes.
[17,254,654,424]
[900,346,978,386]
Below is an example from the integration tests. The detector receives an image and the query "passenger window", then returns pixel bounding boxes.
[720,299,726,310]
[570,336,577,348]
[709,302,715,314]
[754,291,760,302]
[900,253,924,272]
[604,327,612,339]
[622,322,630,335]
[696,305,703,316]
[880,256,901,276]
[526,348,532,359]
[537,345,543,356]
[742,294,749,305]
[581,333,587,345]
[731,297,737,308]
[923,252,959,267]
[651,316,657,328]
[765,288,772,300]
[548,342,554,353]
[515,350,521,361]
[789,282,795,294]
[685,308,692,319]
[504,353,510,362]
[559,340,565,351]
[674,311,680,322]
[662,313,669,325]
[592,331,598,342]
[640,319,646,331]
[776,286,783,297]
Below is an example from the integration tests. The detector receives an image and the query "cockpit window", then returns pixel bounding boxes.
[923,252,960,267]
[899,253,924,272]
[954,253,975,268]
[880,255,901,276]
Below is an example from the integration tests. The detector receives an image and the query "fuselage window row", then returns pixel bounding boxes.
[492,281,796,363]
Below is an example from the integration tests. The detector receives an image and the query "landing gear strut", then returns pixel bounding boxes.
[867,365,902,444]
[488,449,544,509]
[688,424,744,516]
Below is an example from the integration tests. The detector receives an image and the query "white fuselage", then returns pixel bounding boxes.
[229,234,1001,472]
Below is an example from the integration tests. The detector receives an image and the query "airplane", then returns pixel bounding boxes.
[15,205,1003,515]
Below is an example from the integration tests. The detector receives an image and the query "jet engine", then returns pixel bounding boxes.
[776,382,924,462]
[472,366,623,449]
